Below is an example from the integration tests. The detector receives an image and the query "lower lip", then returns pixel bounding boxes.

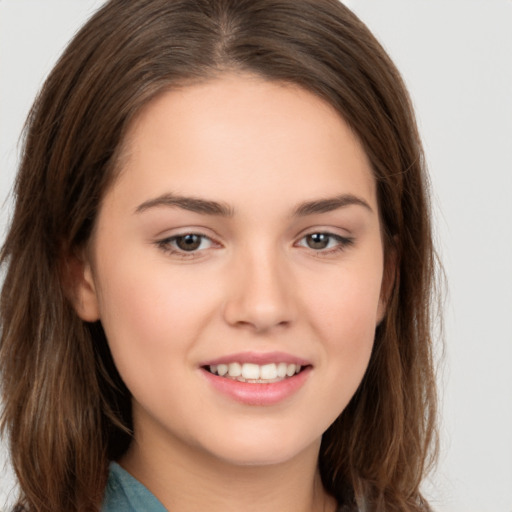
[201,367,311,406]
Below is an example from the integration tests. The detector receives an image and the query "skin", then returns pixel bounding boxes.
[72,74,390,512]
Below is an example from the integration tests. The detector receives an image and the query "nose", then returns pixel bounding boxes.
[222,246,296,333]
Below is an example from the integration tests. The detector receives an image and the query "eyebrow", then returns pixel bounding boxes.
[293,194,373,216]
[135,192,372,217]
[135,193,234,216]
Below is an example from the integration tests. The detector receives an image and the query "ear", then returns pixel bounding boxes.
[61,249,100,322]
[377,245,398,324]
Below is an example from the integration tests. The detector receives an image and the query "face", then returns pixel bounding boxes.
[74,74,388,468]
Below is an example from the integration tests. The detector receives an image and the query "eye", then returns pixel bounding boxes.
[173,234,207,251]
[297,232,354,252]
[156,233,216,255]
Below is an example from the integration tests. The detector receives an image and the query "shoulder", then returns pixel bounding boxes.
[101,462,167,512]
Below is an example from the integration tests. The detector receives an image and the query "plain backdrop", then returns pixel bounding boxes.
[1,1,511,511]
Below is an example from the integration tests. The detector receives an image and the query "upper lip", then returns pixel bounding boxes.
[200,351,311,367]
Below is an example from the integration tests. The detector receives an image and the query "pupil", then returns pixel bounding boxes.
[307,233,329,249]
[177,234,201,251]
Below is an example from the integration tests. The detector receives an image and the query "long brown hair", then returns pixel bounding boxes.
[1,1,439,510]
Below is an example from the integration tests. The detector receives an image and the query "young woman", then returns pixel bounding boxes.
[0,1,439,511]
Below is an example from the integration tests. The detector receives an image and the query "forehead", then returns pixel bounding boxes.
[110,73,376,213]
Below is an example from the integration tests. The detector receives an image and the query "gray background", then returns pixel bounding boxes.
[1,1,511,511]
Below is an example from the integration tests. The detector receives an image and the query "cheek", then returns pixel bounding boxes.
[303,262,383,384]
[309,264,383,336]
[92,257,218,378]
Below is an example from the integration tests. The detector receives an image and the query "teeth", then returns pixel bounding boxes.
[241,363,260,380]
[228,362,242,377]
[276,362,287,378]
[208,362,303,381]
[286,364,296,377]
[260,363,277,380]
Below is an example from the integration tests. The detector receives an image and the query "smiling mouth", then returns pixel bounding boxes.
[205,362,306,384]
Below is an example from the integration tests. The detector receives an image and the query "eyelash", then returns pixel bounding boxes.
[156,233,218,258]
[296,232,354,255]
[155,231,354,258]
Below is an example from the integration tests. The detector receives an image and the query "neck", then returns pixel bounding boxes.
[120,424,337,512]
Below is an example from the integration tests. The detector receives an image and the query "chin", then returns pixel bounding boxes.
[200,430,322,468]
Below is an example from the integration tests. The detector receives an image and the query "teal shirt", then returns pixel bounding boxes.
[102,462,167,512]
